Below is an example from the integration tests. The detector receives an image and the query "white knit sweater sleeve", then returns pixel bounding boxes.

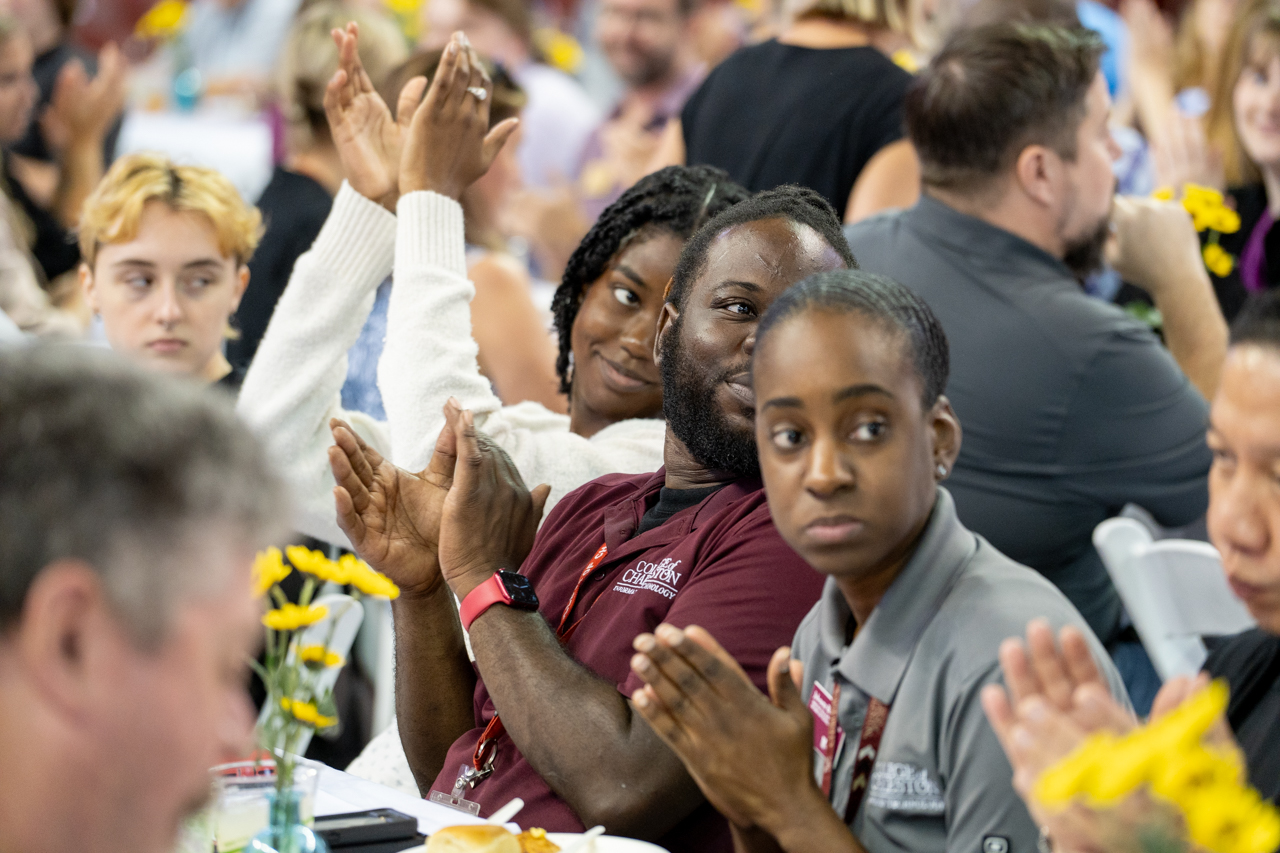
[236,182,396,547]
[382,191,667,513]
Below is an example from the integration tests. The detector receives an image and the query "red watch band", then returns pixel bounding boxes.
[459,573,514,632]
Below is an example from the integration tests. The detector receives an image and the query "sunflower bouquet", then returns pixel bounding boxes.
[1153,185,1243,278]
[1034,681,1280,853]
[251,546,399,795]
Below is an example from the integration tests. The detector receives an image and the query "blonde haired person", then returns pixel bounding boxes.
[228,0,407,369]
[80,153,262,388]
[650,0,919,223]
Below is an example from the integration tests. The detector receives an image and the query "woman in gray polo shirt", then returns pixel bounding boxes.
[628,269,1128,853]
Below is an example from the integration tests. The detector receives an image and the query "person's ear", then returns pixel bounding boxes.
[229,264,250,313]
[652,300,679,370]
[79,262,98,313]
[13,560,112,724]
[1012,144,1062,210]
[929,395,962,479]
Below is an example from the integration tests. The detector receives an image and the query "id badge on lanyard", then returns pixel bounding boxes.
[811,678,891,823]
[431,543,611,815]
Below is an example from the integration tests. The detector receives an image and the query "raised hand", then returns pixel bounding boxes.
[42,43,126,150]
[630,625,816,833]
[399,33,520,200]
[327,402,462,600]
[435,405,550,599]
[323,21,427,209]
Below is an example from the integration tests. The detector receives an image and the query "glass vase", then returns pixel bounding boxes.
[248,787,329,853]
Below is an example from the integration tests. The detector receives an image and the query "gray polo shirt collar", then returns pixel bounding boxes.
[905,195,1077,286]
[816,488,977,704]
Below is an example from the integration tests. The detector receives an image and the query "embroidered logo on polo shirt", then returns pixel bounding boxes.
[867,762,945,814]
[613,557,684,599]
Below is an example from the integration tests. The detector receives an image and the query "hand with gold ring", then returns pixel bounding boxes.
[399,31,519,200]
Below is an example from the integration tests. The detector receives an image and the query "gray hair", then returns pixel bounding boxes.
[0,345,289,644]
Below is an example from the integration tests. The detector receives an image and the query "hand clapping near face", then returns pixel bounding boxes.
[397,32,520,200]
[323,21,427,210]
[435,404,550,599]
[327,402,462,600]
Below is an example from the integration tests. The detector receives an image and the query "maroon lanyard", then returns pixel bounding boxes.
[819,680,891,823]
[470,543,610,777]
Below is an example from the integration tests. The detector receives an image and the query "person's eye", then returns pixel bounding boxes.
[183,276,215,292]
[1210,447,1236,470]
[122,274,152,290]
[770,426,804,450]
[612,285,640,307]
[851,419,887,442]
[720,300,755,317]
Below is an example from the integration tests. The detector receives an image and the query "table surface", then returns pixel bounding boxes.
[311,760,515,836]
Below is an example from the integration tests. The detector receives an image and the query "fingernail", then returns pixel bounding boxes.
[631,653,650,672]
[634,690,650,708]
[634,634,655,652]
[1024,697,1047,721]
[656,624,681,643]
[446,41,457,57]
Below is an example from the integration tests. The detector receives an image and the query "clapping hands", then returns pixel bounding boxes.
[324,25,519,208]
[324,22,426,209]
[329,399,549,602]
[42,43,126,152]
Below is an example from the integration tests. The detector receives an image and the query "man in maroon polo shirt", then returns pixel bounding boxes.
[329,186,855,853]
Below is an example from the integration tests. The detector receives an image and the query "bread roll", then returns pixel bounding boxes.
[425,825,522,853]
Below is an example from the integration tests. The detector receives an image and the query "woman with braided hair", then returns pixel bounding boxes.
[238,26,748,556]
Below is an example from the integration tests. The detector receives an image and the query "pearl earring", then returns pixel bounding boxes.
[936,464,948,478]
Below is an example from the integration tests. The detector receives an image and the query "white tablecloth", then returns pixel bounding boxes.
[312,761,517,836]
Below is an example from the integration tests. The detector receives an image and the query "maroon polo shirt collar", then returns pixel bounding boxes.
[600,468,765,558]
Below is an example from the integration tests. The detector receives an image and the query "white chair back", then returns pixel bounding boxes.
[1093,518,1256,680]
[258,592,365,756]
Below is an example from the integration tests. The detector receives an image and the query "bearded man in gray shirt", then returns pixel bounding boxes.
[843,24,1221,677]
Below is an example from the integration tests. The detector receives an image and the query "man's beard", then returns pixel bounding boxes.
[659,317,760,478]
[1063,218,1111,280]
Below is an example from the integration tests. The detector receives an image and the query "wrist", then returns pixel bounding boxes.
[446,561,503,601]
[767,784,854,851]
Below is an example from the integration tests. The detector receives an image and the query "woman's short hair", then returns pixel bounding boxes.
[755,268,950,407]
[78,153,263,267]
[380,48,527,127]
[277,1,409,144]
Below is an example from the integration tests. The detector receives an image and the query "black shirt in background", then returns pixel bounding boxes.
[227,167,332,370]
[681,40,911,220]
[1204,628,1280,804]
[3,156,79,281]
[635,484,726,537]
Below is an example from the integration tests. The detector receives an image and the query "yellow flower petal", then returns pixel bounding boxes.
[298,644,344,668]
[347,561,401,599]
[252,547,292,598]
[280,698,338,729]
[286,545,345,584]
[262,602,329,631]
[533,28,584,75]
[1153,187,1175,201]
[136,0,187,39]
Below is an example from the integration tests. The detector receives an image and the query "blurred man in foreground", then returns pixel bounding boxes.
[0,345,287,853]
